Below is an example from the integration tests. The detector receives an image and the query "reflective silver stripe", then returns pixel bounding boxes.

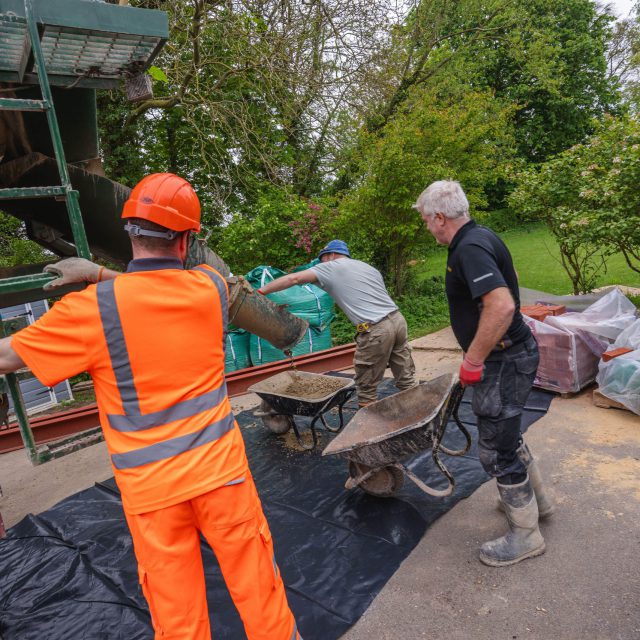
[194,266,228,346]
[96,280,140,414]
[111,411,235,470]
[472,272,494,283]
[272,553,278,577]
[224,477,245,486]
[107,382,228,432]
[290,623,300,640]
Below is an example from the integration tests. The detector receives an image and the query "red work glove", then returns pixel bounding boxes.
[459,354,484,386]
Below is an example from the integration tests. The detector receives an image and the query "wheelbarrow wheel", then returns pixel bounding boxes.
[348,462,404,498]
[262,413,295,435]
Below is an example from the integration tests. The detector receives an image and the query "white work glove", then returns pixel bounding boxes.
[43,258,101,291]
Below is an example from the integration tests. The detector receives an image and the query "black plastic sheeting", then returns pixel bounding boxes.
[0,378,554,640]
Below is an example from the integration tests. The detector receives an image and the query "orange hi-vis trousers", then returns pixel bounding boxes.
[125,474,302,640]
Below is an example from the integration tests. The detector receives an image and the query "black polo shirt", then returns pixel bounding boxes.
[445,219,530,352]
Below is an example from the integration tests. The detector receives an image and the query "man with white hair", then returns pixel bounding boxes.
[414,180,553,567]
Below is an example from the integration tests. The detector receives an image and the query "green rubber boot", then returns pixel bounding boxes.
[496,443,555,518]
[481,477,546,567]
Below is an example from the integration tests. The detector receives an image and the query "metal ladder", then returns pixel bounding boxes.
[0,0,94,464]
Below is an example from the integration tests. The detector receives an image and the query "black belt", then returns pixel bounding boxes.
[487,336,537,359]
[355,310,399,334]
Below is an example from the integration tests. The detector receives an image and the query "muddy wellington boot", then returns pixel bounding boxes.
[480,477,546,567]
[496,443,555,518]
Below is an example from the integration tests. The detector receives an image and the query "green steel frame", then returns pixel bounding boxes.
[0,319,44,464]
[0,1,104,464]
[0,0,167,466]
[0,0,168,88]
[0,0,92,297]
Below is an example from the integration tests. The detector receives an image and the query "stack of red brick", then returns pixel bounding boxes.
[601,347,633,362]
[520,304,566,322]
[521,303,599,394]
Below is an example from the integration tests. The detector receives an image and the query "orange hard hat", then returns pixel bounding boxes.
[121,173,201,232]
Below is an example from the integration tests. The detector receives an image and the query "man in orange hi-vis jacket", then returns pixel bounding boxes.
[0,173,302,640]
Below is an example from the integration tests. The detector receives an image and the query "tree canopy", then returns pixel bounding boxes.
[3,0,630,294]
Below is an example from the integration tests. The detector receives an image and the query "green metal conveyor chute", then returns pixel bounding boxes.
[0,0,168,88]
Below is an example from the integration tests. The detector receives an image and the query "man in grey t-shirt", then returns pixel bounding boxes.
[259,240,416,406]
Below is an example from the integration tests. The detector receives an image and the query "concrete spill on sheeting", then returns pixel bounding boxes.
[585,417,640,448]
[563,451,640,500]
[281,428,318,452]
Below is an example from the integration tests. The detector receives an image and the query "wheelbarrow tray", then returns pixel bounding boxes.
[248,371,355,417]
[322,373,455,468]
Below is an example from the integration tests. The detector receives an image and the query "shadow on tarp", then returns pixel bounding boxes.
[0,379,554,640]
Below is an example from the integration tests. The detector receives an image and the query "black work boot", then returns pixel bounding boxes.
[480,477,546,567]
[496,443,555,518]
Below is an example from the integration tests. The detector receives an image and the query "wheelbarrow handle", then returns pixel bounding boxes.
[399,462,455,498]
[416,381,470,499]
[320,386,356,433]
[436,382,472,457]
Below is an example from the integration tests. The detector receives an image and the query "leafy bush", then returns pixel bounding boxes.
[330,273,450,346]
[511,115,640,294]
[217,187,335,274]
[338,87,516,295]
[330,308,355,346]
[475,209,527,233]
[0,213,50,267]
[398,275,450,339]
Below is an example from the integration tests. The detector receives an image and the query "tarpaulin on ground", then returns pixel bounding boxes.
[0,379,553,640]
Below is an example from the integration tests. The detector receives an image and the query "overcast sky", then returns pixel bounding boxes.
[607,0,636,18]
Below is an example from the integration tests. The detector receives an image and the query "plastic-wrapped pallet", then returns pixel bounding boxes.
[595,317,640,415]
[524,317,602,394]
[224,330,251,372]
[611,318,640,351]
[544,288,637,342]
[250,326,332,366]
[522,288,638,394]
[596,349,640,415]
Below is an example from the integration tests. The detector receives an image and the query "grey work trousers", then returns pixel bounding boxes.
[471,336,540,482]
[353,310,417,405]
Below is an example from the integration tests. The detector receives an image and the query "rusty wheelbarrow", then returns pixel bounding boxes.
[249,371,356,450]
[322,373,471,498]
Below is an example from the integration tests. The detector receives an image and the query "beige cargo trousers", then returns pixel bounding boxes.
[353,310,417,406]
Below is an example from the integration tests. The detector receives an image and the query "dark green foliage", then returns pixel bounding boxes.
[330,273,450,346]
[97,90,146,187]
[218,188,336,274]
[397,275,450,340]
[510,115,640,292]
[475,209,527,233]
[462,0,620,163]
[0,213,49,267]
[339,87,516,295]
[330,308,355,346]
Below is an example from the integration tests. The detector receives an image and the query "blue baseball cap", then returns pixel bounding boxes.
[318,239,350,259]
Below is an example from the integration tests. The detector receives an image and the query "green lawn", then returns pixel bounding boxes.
[415,224,639,295]
[331,223,638,346]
